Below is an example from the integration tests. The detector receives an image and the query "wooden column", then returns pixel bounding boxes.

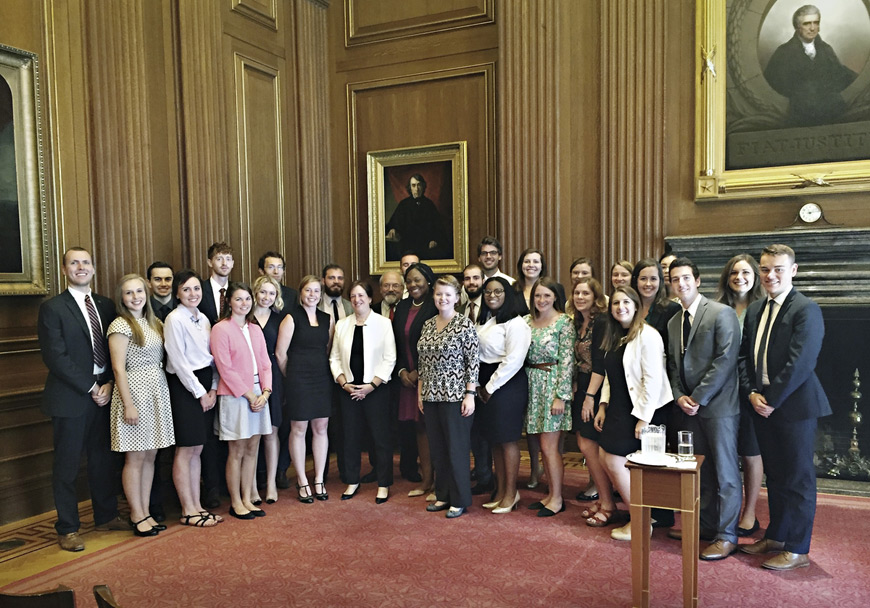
[600,0,668,266]
[294,0,333,272]
[498,0,562,273]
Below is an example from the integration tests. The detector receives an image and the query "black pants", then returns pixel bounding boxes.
[424,401,473,508]
[51,405,120,534]
[341,385,393,486]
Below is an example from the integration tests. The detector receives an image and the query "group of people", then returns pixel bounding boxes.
[39,236,828,572]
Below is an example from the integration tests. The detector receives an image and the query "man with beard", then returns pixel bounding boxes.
[460,263,486,324]
[375,270,404,319]
[385,174,449,259]
[147,261,176,322]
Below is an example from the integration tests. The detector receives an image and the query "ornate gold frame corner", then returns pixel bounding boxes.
[695,0,870,200]
[367,141,468,275]
[0,44,50,295]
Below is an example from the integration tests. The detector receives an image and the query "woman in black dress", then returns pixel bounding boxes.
[594,286,672,541]
[252,275,286,504]
[275,275,334,503]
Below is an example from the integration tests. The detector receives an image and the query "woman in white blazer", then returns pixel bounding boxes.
[330,280,397,504]
[593,286,673,541]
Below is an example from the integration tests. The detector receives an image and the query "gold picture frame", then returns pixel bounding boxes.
[0,44,50,295]
[367,141,468,275]
[696,0,870,199]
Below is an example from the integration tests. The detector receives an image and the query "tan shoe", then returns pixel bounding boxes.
[762,551,810,570]
[58,532,85,552]
[611,521,653,541]
[700,540,738,561]
[94,516,132,531]
[740,538,785,555]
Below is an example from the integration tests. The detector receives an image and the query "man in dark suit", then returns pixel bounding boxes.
[197,242,234,508]
[258,251,299,313]
[666,258,742,560]
[738,244,831,570]
[147,261,176,322]
[38,247,128,551]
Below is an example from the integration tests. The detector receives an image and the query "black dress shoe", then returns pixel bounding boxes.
[737,519,760,537]
[229,507,256,520]
[250,508,266,517]
[251,499,263,506]
[265,498,277,505]
[360,470,378,484]
[148,520,167,531]
[314,482,329,501]
[341,485,360,500]
[149,505,166,523]
[471,481,494,496]
[575,491,599,501]
[427,502,449,512]
[446,506,465,519]
[527,501,545,510]
[537,503,566,517]
[375,493,389,505]
[131,517,159,537]
[296,484,314,504]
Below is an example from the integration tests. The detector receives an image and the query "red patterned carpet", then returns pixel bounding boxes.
[3,461,870,607]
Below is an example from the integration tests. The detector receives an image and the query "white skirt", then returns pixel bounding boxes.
[215,383,272,441]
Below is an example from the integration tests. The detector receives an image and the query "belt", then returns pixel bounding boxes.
[526,361,556,372]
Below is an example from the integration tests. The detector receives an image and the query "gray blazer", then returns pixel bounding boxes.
[666,295,741,419]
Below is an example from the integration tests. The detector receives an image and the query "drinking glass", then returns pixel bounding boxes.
[677,430,694,457]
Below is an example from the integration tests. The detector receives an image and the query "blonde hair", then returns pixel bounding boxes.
[253,275,284,311]
[434,274,462,296]
[114,274,162,346]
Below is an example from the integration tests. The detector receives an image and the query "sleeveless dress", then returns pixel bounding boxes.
[257,310,286,428]
[108,317,175,452]
[283,306,332,421]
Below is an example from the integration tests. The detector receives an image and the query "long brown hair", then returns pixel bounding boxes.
[114,274,162,346]
[572,277,607,333]
[602,286,645,351]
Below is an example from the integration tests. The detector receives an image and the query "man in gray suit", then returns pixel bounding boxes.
[666,257,742,560]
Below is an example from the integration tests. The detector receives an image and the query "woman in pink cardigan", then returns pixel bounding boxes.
[210,282,273,520]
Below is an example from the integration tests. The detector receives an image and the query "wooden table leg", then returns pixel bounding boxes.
[630,504,651,608]
[681,477,700,607]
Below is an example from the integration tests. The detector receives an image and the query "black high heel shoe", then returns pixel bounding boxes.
[314,482,329,501]
[130,517,158,537]
[297,484,314,504]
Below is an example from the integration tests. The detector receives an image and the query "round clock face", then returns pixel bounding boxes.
[799,203,822,223]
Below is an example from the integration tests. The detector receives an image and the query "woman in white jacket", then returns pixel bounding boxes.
[593,286,673,541]
[330,280,397,504]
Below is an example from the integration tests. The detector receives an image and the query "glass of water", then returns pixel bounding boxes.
[677,430,694,457]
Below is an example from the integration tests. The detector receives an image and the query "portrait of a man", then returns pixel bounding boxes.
[763,4,858,126]
[383,162,453,262]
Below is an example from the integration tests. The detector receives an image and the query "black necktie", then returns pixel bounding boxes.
[332,299,340,322]
[756,300,776,391]
[85,295,107,369]
[680,310,691,390]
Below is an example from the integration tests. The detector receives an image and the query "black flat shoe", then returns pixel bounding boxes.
[265,498,277,505]
[446,506,466,519]
[737,519,760,537]
[575,491,599,501]
[229,507,256,520]
[314,482,329,501]
[527,501,545,510]
[537,503,566,517]
[427,502,449,512]
[147,519,167,532]
[341,485,360,500]
[296,484,314,504]
[131,517,158,537]
[251,499,263,506]
[250,508,266,517]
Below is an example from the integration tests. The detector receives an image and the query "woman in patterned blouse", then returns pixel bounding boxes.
[417,275,480,519]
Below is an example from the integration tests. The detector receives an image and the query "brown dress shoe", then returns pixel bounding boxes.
[94,516,132,531]
[58,532,85,552]
[740,538,785,555]
[762,551,810,570]
[700,539,738,561]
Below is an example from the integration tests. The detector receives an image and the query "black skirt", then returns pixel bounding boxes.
[168,367,215,447]
[477,362,528,444]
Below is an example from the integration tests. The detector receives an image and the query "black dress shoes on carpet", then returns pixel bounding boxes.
[737,519,760,537]
[229,507,255,520]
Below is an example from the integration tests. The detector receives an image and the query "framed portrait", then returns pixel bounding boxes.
[367,141,468,275]
[0,43,50,295]
[696,0,870,199]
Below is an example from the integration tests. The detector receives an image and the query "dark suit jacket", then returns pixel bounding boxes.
[738,289,831,421]
[198,279,222,326]
[392,296,437,377]
[667,295,740,419]
[279,285,299,314]
[150,295,177,322]
[38,290,117,418]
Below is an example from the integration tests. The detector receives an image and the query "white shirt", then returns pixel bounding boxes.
[67,287,106,376]
[476,316,531,394]
[209,276,229,316]
[486,269,516,285]
[164,306,218,399]
[754,286,792,387]
[802,39,816,59]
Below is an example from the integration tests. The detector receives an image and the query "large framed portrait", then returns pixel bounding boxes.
[696,0,870,199]
[367,141,468,275]
[0,43,50,295]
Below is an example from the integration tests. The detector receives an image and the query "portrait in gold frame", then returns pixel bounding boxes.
[367,141,468,275]
[696,0,870,200]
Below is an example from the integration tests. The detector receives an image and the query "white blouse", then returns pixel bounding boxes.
[476,316,531,394]
[164,306,218,399]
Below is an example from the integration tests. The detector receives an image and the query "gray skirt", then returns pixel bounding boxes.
[215,383,272,441]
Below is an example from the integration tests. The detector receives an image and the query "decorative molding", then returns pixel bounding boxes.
[498,0,561,276]
[600,0,668,265]
[232,0,279,31]
[344,0,493,47]
[295,0,333,272]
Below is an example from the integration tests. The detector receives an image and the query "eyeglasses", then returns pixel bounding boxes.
[480,250,499,257]
[483,289,505,296]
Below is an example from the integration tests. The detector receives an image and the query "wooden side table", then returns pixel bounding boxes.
[627,455,704,608]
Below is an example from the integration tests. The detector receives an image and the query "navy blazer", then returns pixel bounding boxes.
[738,289,831,421]
[279,285,299,314]
[667,295,741,419]
[38,290,117,418]
[392,295,437,377]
